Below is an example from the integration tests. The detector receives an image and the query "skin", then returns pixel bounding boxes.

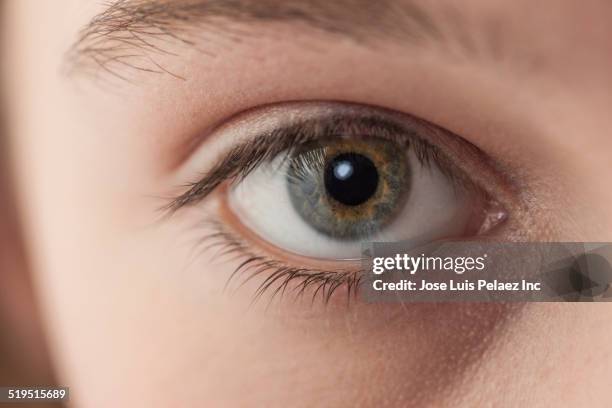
[2,0,612,406]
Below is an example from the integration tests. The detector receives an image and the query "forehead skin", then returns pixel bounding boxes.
[3,0,612,407]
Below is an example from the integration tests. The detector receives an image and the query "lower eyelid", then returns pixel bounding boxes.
[195,204,363,305]
[191,181,507,305]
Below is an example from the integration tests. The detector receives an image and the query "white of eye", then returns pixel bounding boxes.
[229,149,474,260]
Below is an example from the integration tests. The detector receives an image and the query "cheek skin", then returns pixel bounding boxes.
[136,208,530,407]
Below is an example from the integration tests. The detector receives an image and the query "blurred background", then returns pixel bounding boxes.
[0,2,59,405]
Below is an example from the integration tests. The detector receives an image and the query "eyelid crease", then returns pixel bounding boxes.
[161,112,468,214]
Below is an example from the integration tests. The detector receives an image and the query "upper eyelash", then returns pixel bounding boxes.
[163,112,465,214]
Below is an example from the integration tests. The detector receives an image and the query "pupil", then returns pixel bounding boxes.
[324,153,379,206]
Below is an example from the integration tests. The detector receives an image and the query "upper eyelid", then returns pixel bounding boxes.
[161,105,491,214]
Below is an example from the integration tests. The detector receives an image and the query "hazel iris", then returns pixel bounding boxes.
[286,137,410,240]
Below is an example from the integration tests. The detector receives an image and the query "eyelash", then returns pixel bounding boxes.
[163,112,483,213]
[167,106,505,305]
[194,219,363,306]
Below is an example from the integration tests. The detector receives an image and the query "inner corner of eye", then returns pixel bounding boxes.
[218,132,504,262]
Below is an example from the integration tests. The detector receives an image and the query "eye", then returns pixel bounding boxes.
[166,102,510,300]
[229,134,484,259]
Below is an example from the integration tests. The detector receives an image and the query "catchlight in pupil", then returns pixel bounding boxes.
[324,153,379,206]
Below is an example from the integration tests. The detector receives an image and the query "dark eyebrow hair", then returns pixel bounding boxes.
[67,0,493,81]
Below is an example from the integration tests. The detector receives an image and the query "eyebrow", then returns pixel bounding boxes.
[67,0,492,80]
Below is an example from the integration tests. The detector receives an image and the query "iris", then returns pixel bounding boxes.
[286,137,410,240]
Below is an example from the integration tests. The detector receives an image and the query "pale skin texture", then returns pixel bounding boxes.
[2,0,612,407]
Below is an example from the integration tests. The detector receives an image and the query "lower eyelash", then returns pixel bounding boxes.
[192,218,363,306]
